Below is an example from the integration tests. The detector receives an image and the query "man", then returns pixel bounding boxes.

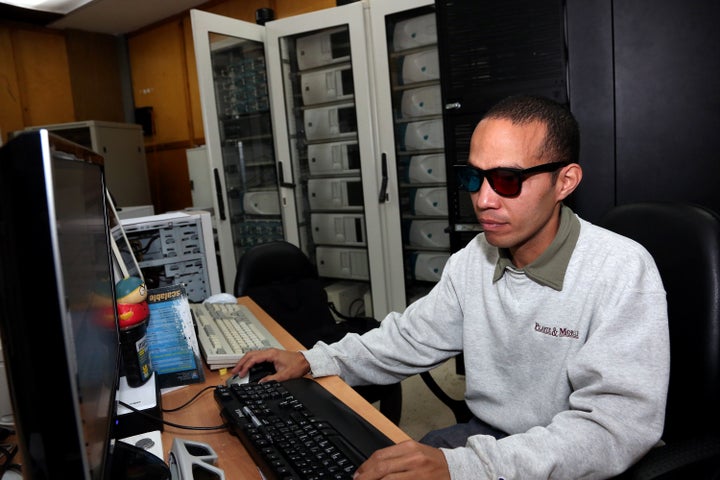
[233,95,670,479]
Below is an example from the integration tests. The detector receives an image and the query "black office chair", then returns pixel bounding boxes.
[233,240,403,425]
[419,366,472,424]
[600,202,720,479]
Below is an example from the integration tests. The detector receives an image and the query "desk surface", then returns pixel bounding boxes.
[159,296,410,478]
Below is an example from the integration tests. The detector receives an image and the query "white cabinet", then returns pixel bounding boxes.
[22,121,151,207]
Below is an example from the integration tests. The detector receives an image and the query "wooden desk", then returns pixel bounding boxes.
[159,296,410,478]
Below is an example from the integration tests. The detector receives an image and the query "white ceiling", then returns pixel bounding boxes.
[46,0,208,35]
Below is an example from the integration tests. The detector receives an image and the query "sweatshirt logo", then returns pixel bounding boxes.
[534,322,580,339]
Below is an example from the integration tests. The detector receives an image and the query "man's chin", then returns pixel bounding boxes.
[483,232,509,248]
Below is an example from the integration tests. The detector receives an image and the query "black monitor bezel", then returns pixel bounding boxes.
[0,130,121,479]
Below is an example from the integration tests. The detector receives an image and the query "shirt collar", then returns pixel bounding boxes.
[492,204,580,290]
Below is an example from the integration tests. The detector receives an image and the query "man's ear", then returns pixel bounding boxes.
[556,163,583,201]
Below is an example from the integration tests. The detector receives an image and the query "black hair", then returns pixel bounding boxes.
[483,95,580,165]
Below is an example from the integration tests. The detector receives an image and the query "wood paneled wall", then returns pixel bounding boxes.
[1,26,75,133]
[0,27,25,139]
[65,30,125,122]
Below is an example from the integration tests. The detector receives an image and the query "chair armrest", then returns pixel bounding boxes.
[619,434,720,479]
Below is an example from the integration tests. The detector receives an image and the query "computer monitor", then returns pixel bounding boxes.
[0,130,121,479]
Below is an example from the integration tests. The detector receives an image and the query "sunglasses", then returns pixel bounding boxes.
[169,438,225,480]
[454,161,570,197]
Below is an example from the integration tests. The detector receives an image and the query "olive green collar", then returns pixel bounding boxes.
[492,205,580,291]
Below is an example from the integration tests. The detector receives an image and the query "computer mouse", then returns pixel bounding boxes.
[204,293,238,304]
[226,373,249,387]
[249,362,277,383]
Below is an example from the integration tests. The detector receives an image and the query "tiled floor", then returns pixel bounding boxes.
[395,358,467,441]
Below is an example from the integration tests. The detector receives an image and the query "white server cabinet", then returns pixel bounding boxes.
[190,0,448,319]
[118,211,221,303]
[22,121,152,207]
[369,0,451,308]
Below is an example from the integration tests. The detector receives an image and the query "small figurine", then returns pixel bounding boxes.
[116,276,149,324]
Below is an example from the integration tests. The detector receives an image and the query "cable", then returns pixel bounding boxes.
[0,443,18,477]
[328,301,354,321]
[118,400,228,431]
[348,298,365,317]
[161,385,216,413]
[134,234,160,255]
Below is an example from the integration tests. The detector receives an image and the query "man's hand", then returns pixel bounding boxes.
[231,348,310,382]
[353,440,450,480]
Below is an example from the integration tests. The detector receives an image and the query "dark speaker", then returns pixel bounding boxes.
[134,106,154,137]
[255,8,274,25]
[110,441,170,480]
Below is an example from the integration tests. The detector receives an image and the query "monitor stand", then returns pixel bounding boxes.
[109,437,170,480]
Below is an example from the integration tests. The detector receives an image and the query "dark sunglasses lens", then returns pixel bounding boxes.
[457,166,482,192]
[192,464,221,480]
[487,170,521,196]
[186,444,211,456]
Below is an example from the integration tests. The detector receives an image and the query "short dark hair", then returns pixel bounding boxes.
[484,95,580,164]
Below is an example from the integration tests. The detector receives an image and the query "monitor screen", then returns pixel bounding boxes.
[0,130,121,479]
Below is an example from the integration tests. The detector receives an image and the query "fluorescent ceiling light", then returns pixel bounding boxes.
[1,0,94,14]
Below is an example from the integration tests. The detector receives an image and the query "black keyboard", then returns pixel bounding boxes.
[215,378,395,480]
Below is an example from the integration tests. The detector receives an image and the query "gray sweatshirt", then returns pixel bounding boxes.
[303,211,670,479]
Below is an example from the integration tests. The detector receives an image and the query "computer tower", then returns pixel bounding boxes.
[118,211,221,303]
[325,281,371,320]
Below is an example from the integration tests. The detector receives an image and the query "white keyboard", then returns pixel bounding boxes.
[191,302,283,369]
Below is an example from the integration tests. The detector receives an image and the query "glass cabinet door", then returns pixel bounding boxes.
[192,11,284,290]
[266,3,390,318]
[370,0,451,309]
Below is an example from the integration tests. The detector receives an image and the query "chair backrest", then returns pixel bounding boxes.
[600,202,720,443]
[234,241,319,295]
[233,241,345,348]
[233,241,403,424]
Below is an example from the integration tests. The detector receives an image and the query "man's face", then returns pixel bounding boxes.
[467,117,568,267]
